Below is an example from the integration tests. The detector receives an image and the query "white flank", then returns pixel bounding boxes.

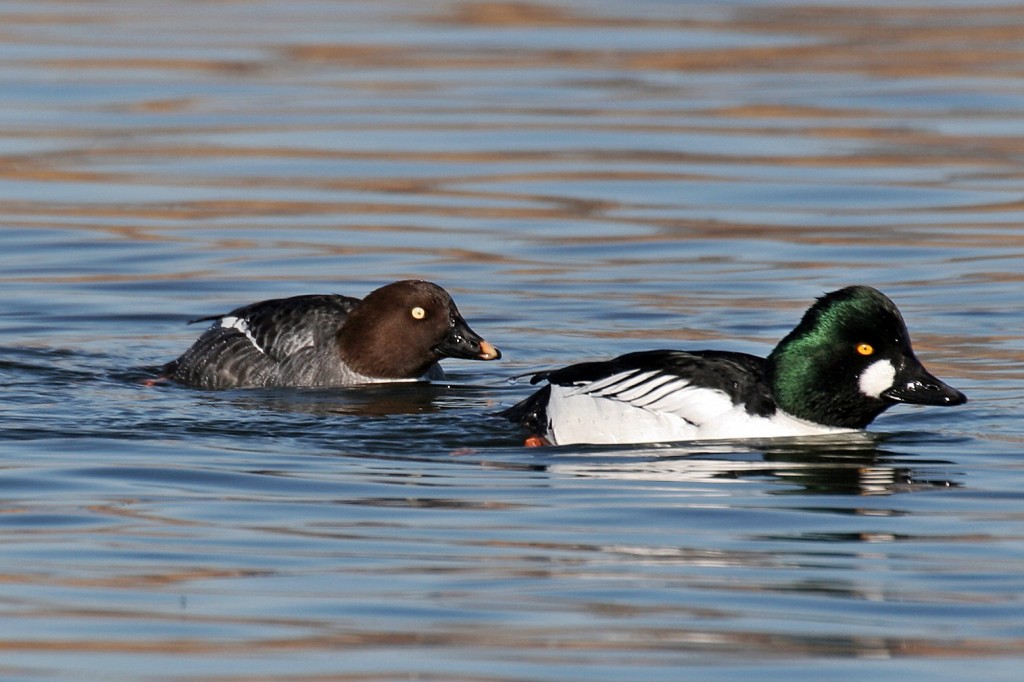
[220,316,266,355]
[858,359,897,399]
[544,378,851,446]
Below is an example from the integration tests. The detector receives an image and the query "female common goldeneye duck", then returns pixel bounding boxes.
[159,280,501,389]
[501,286,966,446]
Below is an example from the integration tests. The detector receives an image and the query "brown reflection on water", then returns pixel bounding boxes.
[2,2,1021,242]
[1,630,1020,663]
[428,2,1024,78]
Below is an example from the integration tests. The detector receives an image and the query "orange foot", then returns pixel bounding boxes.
[142,376,168,387]
[524,435,550,448]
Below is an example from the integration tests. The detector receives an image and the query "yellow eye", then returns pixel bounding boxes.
[411,306,426,320]
[856,343,874,356]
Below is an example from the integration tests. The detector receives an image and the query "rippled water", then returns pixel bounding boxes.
[2,1,1024,680]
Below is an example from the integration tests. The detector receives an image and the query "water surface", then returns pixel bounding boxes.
[2,1,1024,680]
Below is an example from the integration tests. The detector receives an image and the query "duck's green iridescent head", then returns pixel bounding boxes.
[767,286,966,429]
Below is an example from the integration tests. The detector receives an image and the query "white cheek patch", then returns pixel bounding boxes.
[858,359,897,398]
[220,316,266,355]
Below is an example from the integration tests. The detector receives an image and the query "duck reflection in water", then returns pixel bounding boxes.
[544,433,961,496]
[210,381,495,418]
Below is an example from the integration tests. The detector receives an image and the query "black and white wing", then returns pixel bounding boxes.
[502,350,775,445]
[204,294,357,361]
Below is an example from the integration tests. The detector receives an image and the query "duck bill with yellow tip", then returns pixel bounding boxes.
[433,314,501,362]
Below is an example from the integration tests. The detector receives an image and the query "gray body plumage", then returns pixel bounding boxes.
[162,294,442,389]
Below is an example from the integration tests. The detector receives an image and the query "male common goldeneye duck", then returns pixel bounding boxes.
[501,286,966,446]
[159,280,501,389]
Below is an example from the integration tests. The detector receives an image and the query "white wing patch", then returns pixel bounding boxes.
[220,316,266,355]
[575,370,684,403]
[566,370,734,422]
